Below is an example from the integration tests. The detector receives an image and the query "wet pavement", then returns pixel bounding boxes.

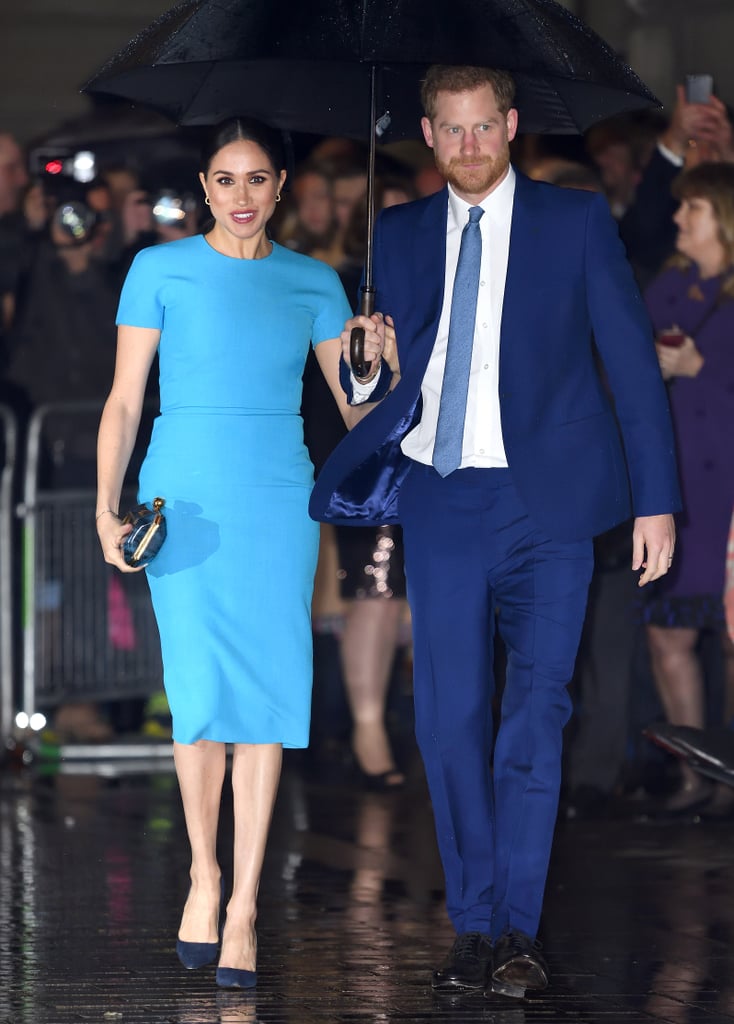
[2,742,734,1024]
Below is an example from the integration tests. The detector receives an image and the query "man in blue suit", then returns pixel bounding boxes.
[310,65,680,998]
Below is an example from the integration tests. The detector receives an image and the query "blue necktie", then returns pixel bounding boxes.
[433,205,484,477]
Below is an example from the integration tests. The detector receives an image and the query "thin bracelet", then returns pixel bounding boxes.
[96,508,118,522]
[353,363,381,386]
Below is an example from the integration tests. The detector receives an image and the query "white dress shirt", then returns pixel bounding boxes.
[401,167,515,468]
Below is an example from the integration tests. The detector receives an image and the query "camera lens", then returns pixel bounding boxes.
[152,191,187,225]
[52,201,96,243]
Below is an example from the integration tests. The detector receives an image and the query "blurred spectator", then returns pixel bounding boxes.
[588,91,734,290]
[333,177,415,789]
[276,160,339,261]
[0,133,32,349]
[149,188,202,243]
[526,156,602,193]
[5,182,121,743]
[586,113,677,287]
[332,160,368,240]
[642,162,734,815]
[6,183,118,427]
[300,168,415,781]
[413,162,446,197]
[586,117,650,218]
[336,176,418,304]
[661,85,734,168]
[95,164,157,283]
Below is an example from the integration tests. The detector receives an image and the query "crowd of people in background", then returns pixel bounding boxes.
[2,76,734,817]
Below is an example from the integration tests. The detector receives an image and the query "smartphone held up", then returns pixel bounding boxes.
[685,74,713,105]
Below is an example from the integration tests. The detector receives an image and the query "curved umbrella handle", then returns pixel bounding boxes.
[350,286,375,380]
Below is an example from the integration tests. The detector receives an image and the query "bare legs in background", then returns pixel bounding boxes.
[340,597,408,788]
[647,624,734,810]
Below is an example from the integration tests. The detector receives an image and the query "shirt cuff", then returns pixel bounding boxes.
[657,140,685,168]
[350,364,383,404]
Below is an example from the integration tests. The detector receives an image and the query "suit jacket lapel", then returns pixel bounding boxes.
[407,188,449,384]
[503,173,539,326]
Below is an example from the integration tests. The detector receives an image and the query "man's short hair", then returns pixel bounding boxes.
[420,66,516,120]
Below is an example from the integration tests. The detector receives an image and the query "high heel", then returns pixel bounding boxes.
[176,877,224,970]
[351,723,405,791]
[177,936,219,970]
[356,765,405,792]
[216,966,257,989]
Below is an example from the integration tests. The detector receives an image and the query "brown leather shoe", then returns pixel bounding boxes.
[432,932,493,991]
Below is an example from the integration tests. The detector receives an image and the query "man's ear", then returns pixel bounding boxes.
[421,116,435,149]
[506,108,519,143]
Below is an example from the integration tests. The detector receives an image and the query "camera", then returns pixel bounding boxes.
[50,200,97,245]
[29,148,97,184]
[150,189,198,226]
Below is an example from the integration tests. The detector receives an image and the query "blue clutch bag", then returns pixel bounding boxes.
[122,497,167,567]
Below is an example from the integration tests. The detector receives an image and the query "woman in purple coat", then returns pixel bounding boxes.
[644,162,734,813]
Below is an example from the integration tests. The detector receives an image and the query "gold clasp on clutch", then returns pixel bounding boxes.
[125,497,166,565]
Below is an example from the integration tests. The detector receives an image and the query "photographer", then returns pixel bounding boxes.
[4,178,122,742]
[6,180,118,441]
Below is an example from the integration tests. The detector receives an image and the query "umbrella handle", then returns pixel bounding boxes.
[350,286,376,380]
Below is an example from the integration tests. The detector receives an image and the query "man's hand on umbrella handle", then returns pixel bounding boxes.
[343,312,385,383]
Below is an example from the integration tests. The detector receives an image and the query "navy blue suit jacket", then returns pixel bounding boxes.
[310,172,681,542]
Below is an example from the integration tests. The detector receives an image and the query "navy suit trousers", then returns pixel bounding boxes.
[399,463,594,939]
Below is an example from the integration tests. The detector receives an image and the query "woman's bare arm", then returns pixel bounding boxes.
[96,323,160,570]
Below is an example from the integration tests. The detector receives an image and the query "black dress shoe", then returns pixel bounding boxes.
[490,930,548,999]
[432,932,493,991]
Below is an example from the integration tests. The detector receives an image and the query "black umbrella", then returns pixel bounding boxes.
[83,0,660,372]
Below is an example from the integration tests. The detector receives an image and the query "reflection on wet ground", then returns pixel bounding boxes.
[2,744,734,1023]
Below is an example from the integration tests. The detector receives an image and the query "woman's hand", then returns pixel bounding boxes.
[655,335,704,380]
[382,314,400,377]
[96,511,141,573]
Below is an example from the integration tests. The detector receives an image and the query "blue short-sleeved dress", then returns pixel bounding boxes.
[116,234,351,746]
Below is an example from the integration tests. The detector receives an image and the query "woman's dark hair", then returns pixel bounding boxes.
[200,117,288,182]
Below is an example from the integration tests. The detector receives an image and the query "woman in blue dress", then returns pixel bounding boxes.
[95,118,353,988]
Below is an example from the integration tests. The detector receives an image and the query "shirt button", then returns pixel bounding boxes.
[480,280,486,286]
[482,322,488,329]
[483,363,489,369]
[479,448,485,454]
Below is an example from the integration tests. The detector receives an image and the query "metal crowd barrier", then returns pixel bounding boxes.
[1,404,18,739]
[17,400,165,754]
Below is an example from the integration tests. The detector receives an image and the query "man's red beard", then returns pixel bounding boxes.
[436,146,510,197]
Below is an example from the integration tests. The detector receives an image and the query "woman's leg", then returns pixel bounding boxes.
[646,624,707,795]
[340,598,406,778]
[219,742,283,972]
[174,739,227,942]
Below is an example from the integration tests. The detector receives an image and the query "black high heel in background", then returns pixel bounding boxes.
[356,765,406,791]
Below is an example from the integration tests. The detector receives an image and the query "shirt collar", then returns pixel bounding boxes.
[447,165,516,227]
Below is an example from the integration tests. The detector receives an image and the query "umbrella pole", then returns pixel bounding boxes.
[349,65,377,378]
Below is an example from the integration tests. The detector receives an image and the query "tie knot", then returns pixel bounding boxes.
[468,206,484,225]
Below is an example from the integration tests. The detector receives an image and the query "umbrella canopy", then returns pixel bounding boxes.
[84,0,660,374]
[84,0,659,138]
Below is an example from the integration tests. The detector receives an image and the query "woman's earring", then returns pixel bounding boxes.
[204,196,211,207]
[275,193,282,203]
